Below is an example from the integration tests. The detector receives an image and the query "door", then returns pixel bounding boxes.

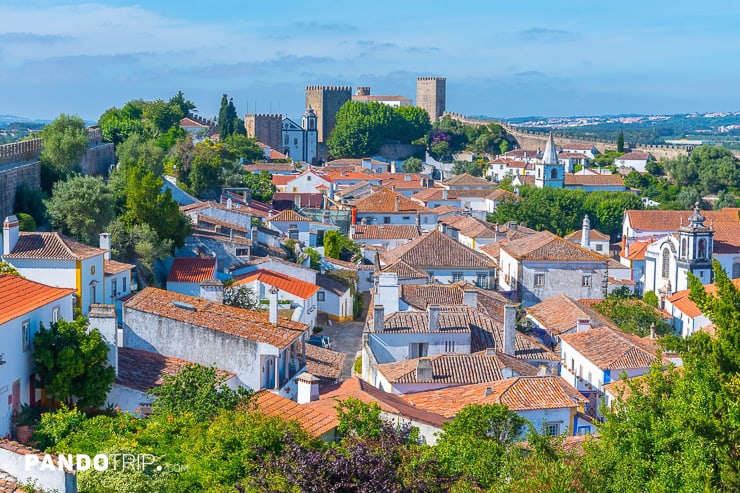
[11,379,20,414]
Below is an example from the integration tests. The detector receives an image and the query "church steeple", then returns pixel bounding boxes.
[535,132,564,189]
[677,201,714,287]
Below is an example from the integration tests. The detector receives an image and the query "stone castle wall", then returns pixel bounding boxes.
[416,78,446,122]
[244,114,282,151]
[80,142,116,176]
[0,139,43,166]
[442,112,737,160]
[305,86,352,144]
[0,160,40,222]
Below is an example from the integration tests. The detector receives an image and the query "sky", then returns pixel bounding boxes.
[1,0,740,122]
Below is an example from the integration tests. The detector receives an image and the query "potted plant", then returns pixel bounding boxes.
[11,404,42,443]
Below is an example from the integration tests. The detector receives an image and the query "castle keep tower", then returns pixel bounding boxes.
[305,86,352,143]
[416,77,446,122]
[244,114,282,152]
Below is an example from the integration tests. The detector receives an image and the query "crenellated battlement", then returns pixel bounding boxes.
[306,85,352,92]
[416,77,446,81]
[245,113,282,119]
[0,138,43,166]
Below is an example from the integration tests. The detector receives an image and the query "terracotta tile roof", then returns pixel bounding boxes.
[623,239,653,260]
[116,347,234,393]
[196,214,250,233]
[352,94,412,103]
[381,260,429,279]
[616,151,649,160]
[268,209,310,222]
[382,178,428,190]
[253,390,338,437]
[558,151,590,159]
[500,231,606,262]
[336,181,372,196]
[666,278,740,319]
[0,274,75,324]
[401,284,465,309]
[124,287,308,350]
[305,377,448,427]
[372,306,477,334]
[564,228,610,242]
[468,313,560,361]
[429,205,464,215]
[351,224,420,241]
[560,326,660,370]
[3,232,105,260]
[104,259,135,276]
[486,189,522,202]
[377,350,539,385]
[316,274,349,295]
[180,117,210,129]
[479,241,503,261]
[234,269,319,299]
[354,188,432,214]
[244,163,295,172]
[404,376,586,418]
[324,171,382,183]
[526,294,614,335]
[712,221,740,253]
[167,257,217,284]
[381,230,494,268]
[272,175,295,186]
[625,208,740,232]
[305,345,346,381]
[564,174,625,187]
[503,149,540,158]
[440,216,500,238]
[412,188,492,202]
[442,173,492,187]
[325,257,362,271]
[513,175,536,186]
[326,158,386,167]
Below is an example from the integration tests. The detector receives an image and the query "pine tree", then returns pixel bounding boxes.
[217,94,231,137]
[617,130,625,153]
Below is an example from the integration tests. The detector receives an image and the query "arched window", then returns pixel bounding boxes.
[681,238,687,258]
[662,248,670,279]
[698,239,706,259]
[550,168,558,179]
[538,168,542,178]
[733,261,740,279]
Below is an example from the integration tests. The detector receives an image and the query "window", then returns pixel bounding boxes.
[111,279,117,298]
[52,306,60,323]
[681,238,687,258]
[445,341,455,353]
[534,273,545,287]
[317,291,325,302]
[582,275,591,287]
[571,359,575,372]
[595,244,603,252]
[545,422,560,435]
[236,248,250,257]
[307,175,311,181]
[550,168,558,179]
[122,276,127,292]
[662,248,671,278]
[402,216,410,221]
[22,320,31,352]
[383,216,391,224]
[409,342,429,358]
[284,134,289,146]
[294,138,298,146]
[698,238,706,259]
[476,273,489,289]
[733,261,740,279]
[428,272,435,283]
[452,272,464,283]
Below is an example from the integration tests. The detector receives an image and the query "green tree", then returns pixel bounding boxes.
[39,114,88,193]
[13,182,47,226]
[664,145,740,194]
[617,130,625,152]
[327,101,396,158]
[401,156,423,173]
[186,143,223,198]
[323,230,359,260]
[0,261,22,277]
[223,285,259,310]
[217,94,243,138]
[451,160,484,177]
[715,189,738,209]
[591,298,671,336]
[393,105,432,143]
[149,364,252,421]
[142,99,184,137]
[241,170,276,203]
[33,317,115,408]
[15,212,36,232]
[107,219,172,285]
[45,175,115,245]
[222,133,265,163]
[98,106,144,146]
[334,397,384,439]
[169,90,196,116]
[115,133,166,176]
[433,404,528,489]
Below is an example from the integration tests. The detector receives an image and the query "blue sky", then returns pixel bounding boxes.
[1,0,739,121]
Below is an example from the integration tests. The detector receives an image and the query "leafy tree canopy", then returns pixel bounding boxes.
[33,316,115,408]
[402,156,423,173]
[663,145,740,194]
[39,114,89,193]
[223,285,260,310]
[0,261,22,277]
[45,175,115,245]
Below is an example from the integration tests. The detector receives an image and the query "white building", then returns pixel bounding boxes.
[281,108,318,165]
[0,274,75,437]
[3,216,132,316]
[316,274,354,322]
[122,287,311,400]
[614,151,651,172]
[353,188,437,228]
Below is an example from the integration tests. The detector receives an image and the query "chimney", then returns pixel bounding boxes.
[537,364,548,376]
[251,225,258,241]
[508,221,518,231]
[373,305,385,332]
[200,278,224,304]
[463,287,478,306]
[581,214,591,249]
[88,304,118,376]
[99,233,111,260]
[501,367,514,379]
[3,215,19,255]
[428,304,441,332]
[650,322,656,339]
[376,272,399,314]
[442,189,447,200]
[576,318,591,332]
[484,387,493,397]
[269,286,279,325]
[227,198,233,209]
[415,358,433,381]
[296,372,321,404]
[391,161,397,173]
[503,304,517,356]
